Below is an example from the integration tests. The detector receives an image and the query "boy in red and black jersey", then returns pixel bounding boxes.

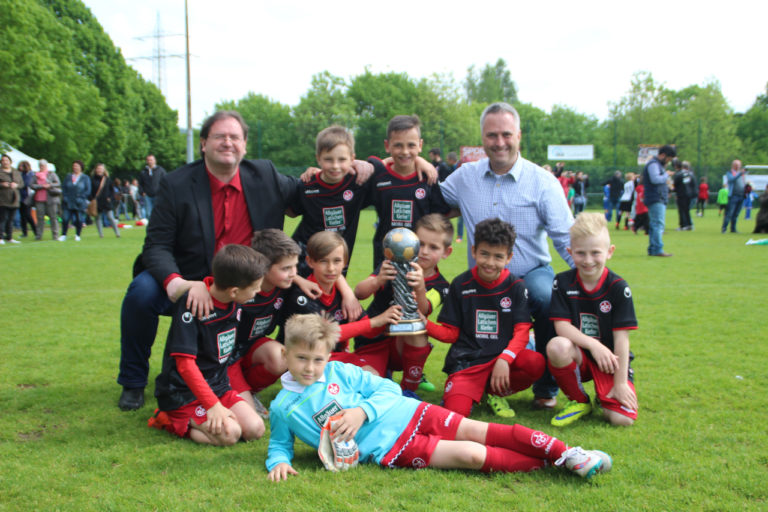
[425,218,545,418]
[368,115,451,270]
[289,126,371,275]
[354,215,454,392]
[151,245,267,445]
[547,213,638,427]
[277,231,402,355]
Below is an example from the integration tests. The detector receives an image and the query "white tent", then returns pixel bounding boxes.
[1,143,57,171]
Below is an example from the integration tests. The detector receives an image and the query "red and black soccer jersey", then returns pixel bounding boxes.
[549,267,637,361]
[154,292,241,411]
[368,157,451,269]
[232,285,291,362]
[291,173,370,261]
[439,268,531,375]
[354,267,450,350]
[276,275,364,352]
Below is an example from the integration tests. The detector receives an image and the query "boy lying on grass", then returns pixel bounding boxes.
[266,313,612,481]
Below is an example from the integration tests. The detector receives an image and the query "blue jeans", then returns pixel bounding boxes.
[144,195,156,220]
[647,202,666,255]
[117,270,173,389]
[721,195,744,232]
[524,264,559,399]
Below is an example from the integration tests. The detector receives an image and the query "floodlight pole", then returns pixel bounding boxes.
[185,0,194,163]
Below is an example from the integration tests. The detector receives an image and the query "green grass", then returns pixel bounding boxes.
[1,209,766,511]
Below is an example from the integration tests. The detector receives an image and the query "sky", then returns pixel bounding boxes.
[83,0,766,129]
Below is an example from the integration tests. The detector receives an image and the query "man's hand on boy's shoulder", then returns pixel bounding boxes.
[268,462,298,482]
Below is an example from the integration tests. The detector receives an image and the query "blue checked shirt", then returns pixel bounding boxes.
[440,155,574,276]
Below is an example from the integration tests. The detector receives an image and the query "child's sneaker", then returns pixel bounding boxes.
[486,394,515,418]
[555,446,608,479]
[551,400,591,427]
[417,373,436,392]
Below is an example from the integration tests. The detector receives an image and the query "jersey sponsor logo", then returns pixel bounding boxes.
[461,288,478,295]
[599,300,612,313]
[624,286,632,298]
[343,190,354,201]
[579,313,600,338]
[500,297,512,309]
[312,399,343,428]
[182,311,194,324]
[412,457,427,469]
[391,199,413,224]
[274,297,284,310]
[200,311,218,322]
[304,188,320,195]
[377,181,393,188]
[217,327,236,363]
[297,295,308,306]
[566,290,580,296]
[249,315,273,339]
[195,405,206,417]
[333,309,344,322]
[530,431,550,448]
[414,188,426,199]
[476,310,499,336]
[323,206,346,229]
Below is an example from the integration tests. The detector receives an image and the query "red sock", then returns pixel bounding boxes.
[481,446,546,473]
[507,350,545,393]
[443,394,474,417]
[244,364,281,392]
[548,361,589,403]
[400,344,431,391]
[485,423,567,464]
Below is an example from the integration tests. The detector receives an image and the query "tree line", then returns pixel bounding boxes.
[2,1,767,185]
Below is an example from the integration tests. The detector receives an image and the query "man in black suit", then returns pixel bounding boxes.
[117,111,371,410]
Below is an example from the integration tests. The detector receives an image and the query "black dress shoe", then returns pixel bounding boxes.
[118,387,145,411]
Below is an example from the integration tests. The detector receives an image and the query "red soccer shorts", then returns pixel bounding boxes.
[380,402,464,469]
[227,358,250,394]
[163,390,244,438]
[577,348,638,420]
[350,338,402,377]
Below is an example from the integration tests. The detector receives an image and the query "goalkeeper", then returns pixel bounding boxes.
[266,314,612,481]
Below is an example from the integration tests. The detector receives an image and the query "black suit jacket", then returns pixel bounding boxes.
[137,158,298,283]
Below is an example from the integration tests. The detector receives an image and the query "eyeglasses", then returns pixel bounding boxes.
[210,134,243,143]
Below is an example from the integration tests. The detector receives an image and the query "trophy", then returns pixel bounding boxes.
[382,228,426,336]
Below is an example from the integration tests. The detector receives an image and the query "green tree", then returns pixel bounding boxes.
[465,58,518,105]
[737,83,768,164]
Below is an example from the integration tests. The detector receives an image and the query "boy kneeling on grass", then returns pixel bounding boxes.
[149,244,268,445]
[266,313,612,481]
[547,212,638,427]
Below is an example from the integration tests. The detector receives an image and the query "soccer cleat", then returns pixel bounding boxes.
[486,394,515,418]
[555,446,607,479]
[417,373,436,392]
[551,400,592,427]
[592,450,612,474]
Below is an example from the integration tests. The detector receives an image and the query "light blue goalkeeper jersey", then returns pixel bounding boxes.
[266,361,421,471]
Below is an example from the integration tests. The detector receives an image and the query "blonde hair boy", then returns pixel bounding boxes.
[284,313,340,353]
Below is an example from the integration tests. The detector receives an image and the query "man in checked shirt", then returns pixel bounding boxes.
[439,102,574,410]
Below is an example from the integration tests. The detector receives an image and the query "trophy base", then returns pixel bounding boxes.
[388,317,426,336]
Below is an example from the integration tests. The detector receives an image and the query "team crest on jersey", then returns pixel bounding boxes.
[297,295,308,306]
[500,297,512,309]
[312,399,343,427]
[624,286,632,298]
[274,297,284,310]
[599,300,612,313]
[530,431,549,448]
[343,190,354,201]
[414,188,426,199]
[475,310,499,335]
[333,309,344,322]
[182,311,193,324]
[412,457,427,469]
[217,327,236,363]
[327,383,340,395]
[195,406,206,417]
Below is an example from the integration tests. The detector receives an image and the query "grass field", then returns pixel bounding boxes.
[1,208,766,511]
